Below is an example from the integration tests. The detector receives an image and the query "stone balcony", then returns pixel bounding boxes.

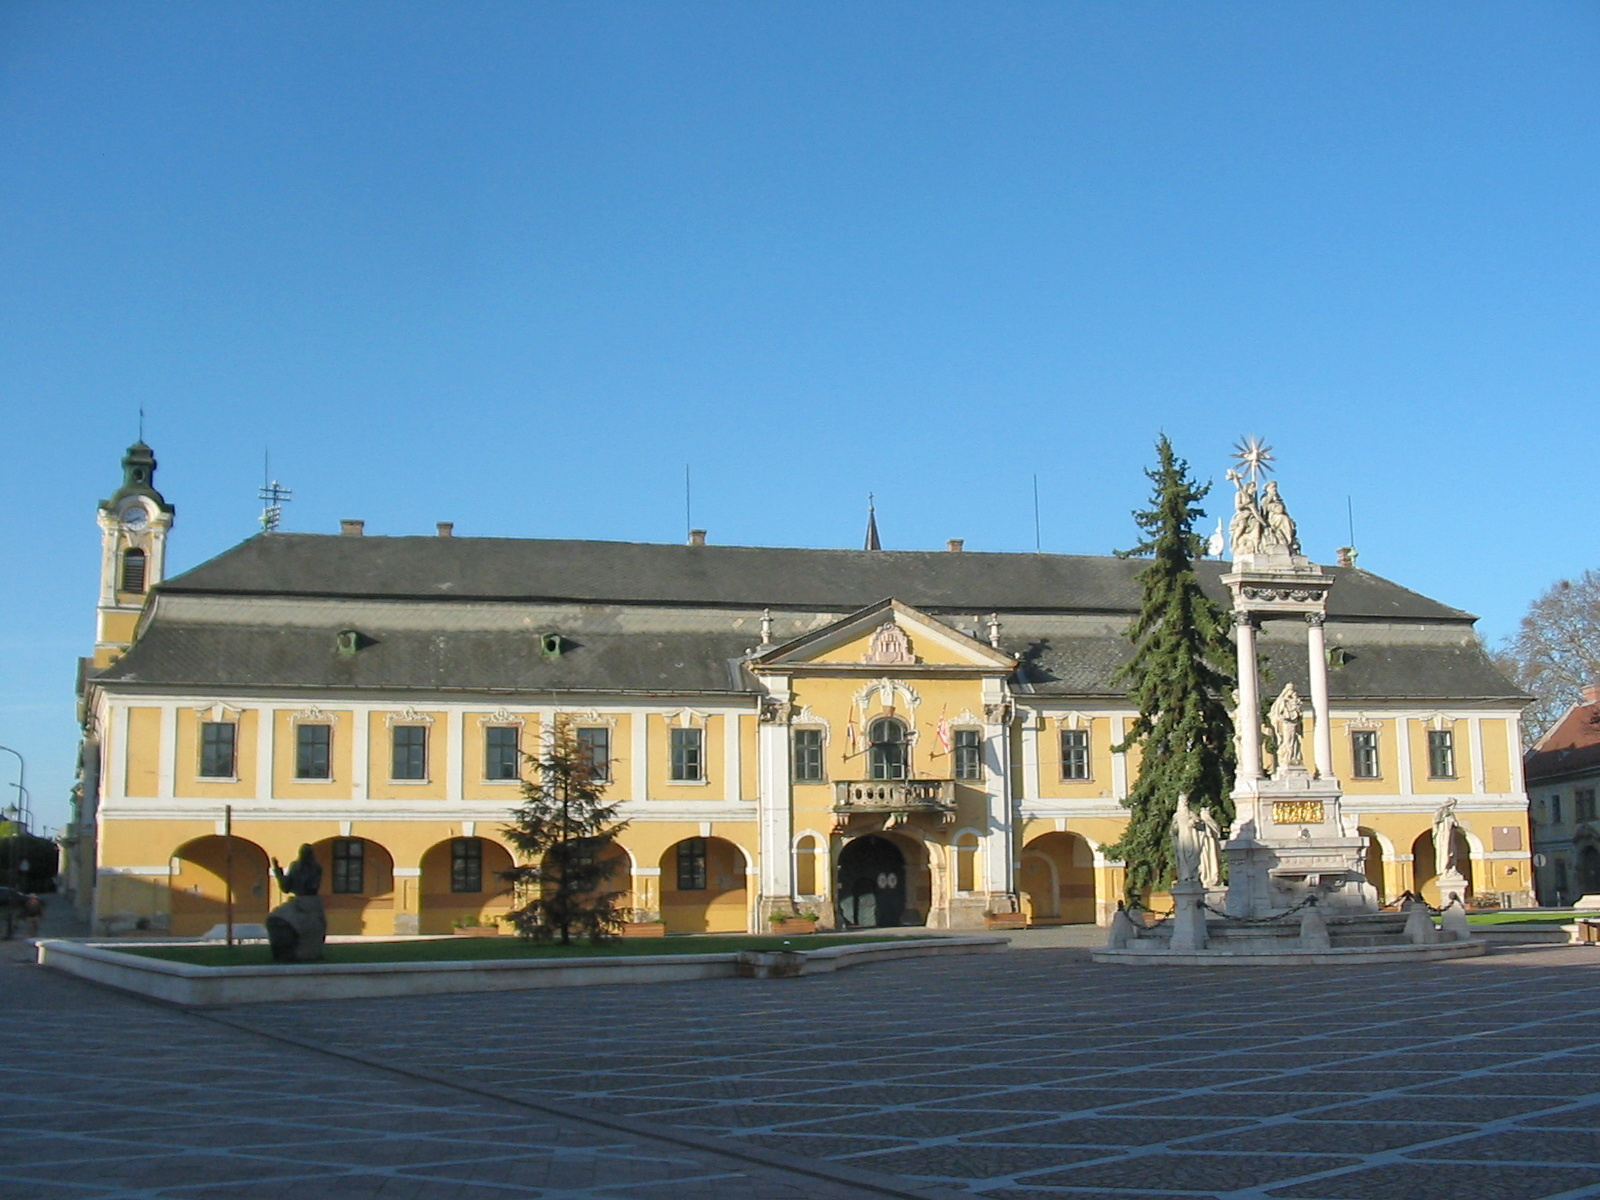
[833,779,957,824]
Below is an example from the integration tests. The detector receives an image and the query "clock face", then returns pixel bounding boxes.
[121,504,148,529]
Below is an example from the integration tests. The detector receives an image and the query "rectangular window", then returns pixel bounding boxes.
[677,837,707,890]
[1552,794,1563,824]
[331,838,364,894]
[484,725,520,781]
[1060,729,1091,780]
[953,728,983,780]
[1578,789,1597,822]
[670,727,704,782]
[295,724,332,780]
[576,727,611,782]
[793,728,824,782]
[1350,730,1380,779]
[451,838,482,894]
[199,721,236,778]
[392,725,428,781]
[1427,729,1455,779]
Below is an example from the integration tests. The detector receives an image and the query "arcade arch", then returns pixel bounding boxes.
[170,835,270,937]
[419,836,514,934]
[1019,831,1097,924]
[660,836,749,933]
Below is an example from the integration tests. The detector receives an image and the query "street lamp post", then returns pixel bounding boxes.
[0,746,27,832]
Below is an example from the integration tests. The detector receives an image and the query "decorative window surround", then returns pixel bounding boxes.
[291,707,340,726]
[384,708,435,727]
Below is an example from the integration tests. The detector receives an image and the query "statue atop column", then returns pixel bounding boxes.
[1226,436,1302,560]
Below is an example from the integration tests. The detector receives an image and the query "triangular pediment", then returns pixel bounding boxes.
[750,599,1016,673]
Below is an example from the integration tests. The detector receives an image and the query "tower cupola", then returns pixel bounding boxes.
[93,441,176,667]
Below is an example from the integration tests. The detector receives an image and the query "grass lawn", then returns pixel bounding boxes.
[119,933,902,968]
[1466,911,1584,926]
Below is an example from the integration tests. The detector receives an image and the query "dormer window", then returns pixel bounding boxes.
[120,548,147,594]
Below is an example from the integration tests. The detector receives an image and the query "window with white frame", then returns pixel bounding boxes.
[953,728,983,780]
[792,728,824,782]
[199,721,237,779]
[576,726,611,782]
[670,727,704,782]
[1060,728,1090,780]
[1350,730,1380,779]
[391,725,428,781]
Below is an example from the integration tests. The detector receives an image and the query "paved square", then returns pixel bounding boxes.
[9,931,1600,1200]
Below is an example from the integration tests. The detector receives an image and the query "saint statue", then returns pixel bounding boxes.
[1260,480,1301,555]
[1269,683,1304,773]
[1432,798,1462,877]
[1171,793,1203,884]
[1226,471,1263,558]
[1197,807,1223,890]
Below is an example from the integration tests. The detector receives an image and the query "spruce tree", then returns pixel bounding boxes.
[1107,436,1238,904]
[501,726,631,944]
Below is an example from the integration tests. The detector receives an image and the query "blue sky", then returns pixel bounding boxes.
[4,2,1598,834]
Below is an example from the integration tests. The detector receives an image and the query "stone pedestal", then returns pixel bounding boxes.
[1224,771,1374,919]
[1169,880,1208,951]
[1435,869,1470,907]
[266,895,327,962]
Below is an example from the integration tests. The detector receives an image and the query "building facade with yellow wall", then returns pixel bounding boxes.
[73,445,1533,936]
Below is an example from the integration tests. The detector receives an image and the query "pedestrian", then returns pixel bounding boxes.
[22,893,41,938]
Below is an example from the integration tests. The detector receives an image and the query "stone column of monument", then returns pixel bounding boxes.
[1306,613,1334,778]
[1219,441,1375,919]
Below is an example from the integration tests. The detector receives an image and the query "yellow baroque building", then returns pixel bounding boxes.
[71,444,1534,936]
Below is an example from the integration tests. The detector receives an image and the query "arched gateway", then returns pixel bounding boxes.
[838,835,911,927]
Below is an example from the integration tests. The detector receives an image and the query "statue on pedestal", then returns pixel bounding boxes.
[1269,683,1305,774]
[1432,798,1462,877]
[266,844,327,963]
[1171,794,1223,889]
[1225,437,1302,560]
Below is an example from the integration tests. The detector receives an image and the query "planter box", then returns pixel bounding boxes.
[985,912,1028,930]
[452,927,502,938]
[769,919,818,935]
[621,922,666,938]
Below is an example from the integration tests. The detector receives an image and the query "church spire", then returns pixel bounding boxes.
[864,494,881,551]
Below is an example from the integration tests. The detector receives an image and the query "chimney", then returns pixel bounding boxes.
[1336,546,1355,568]
[436,522,454,538]
[688,529,706,547]
[340,519,365,537]
[947,538,964,553]
[1583,685,1600,706]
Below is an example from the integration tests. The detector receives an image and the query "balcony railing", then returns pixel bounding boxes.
[833,779,957,818]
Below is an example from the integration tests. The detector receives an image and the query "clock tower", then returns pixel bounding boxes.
[94,441,175,668]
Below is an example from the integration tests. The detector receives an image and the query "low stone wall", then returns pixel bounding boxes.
[37,936,1007,1007]
[1091,940,1488,966]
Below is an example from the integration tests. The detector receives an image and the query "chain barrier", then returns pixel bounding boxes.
[1199,895,1320,925]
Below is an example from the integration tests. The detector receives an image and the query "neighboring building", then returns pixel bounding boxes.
[1524,688,1600,904]
[73,444,1534,935]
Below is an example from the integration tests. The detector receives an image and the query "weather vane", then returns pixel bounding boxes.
[1230,435,1275,485]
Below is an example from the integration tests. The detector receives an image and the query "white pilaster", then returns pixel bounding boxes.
[630,710,648,802]
[756,682,793,904]
[1507,716,1527,795]
[1395,718,1413,797]
[1021,717,1041,803]
[111,703,130,804]
[1468,717,1485,794]
[1306,615,1333,779]
[351,708,369,802]
[255,706,273,801]
[447,708,465,801]
[157,704,176,800]
[725,714,742,802]
[1110,715,1128,800]
[981,679,1015,903]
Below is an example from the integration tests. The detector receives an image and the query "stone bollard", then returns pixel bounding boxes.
[1298,900,1331,950]
[1439,896,1472,942]
[1107,904,1142,949]
[1402,899,1436,945]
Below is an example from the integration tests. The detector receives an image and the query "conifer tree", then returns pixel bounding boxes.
[1107,436,1238,904]
[501,726,631,944]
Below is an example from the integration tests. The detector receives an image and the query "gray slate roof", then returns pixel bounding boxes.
[94,534,1519,703]
[161,534,1472,621]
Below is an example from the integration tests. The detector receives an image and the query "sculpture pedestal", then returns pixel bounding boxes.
[1169,881,1208,952]
[1224,771,1375,919]
[1434,869,1470,907]
[266,895,327,963]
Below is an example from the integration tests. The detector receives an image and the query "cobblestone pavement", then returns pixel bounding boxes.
[0,924,948,1199]
[208,942,1600,1200]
